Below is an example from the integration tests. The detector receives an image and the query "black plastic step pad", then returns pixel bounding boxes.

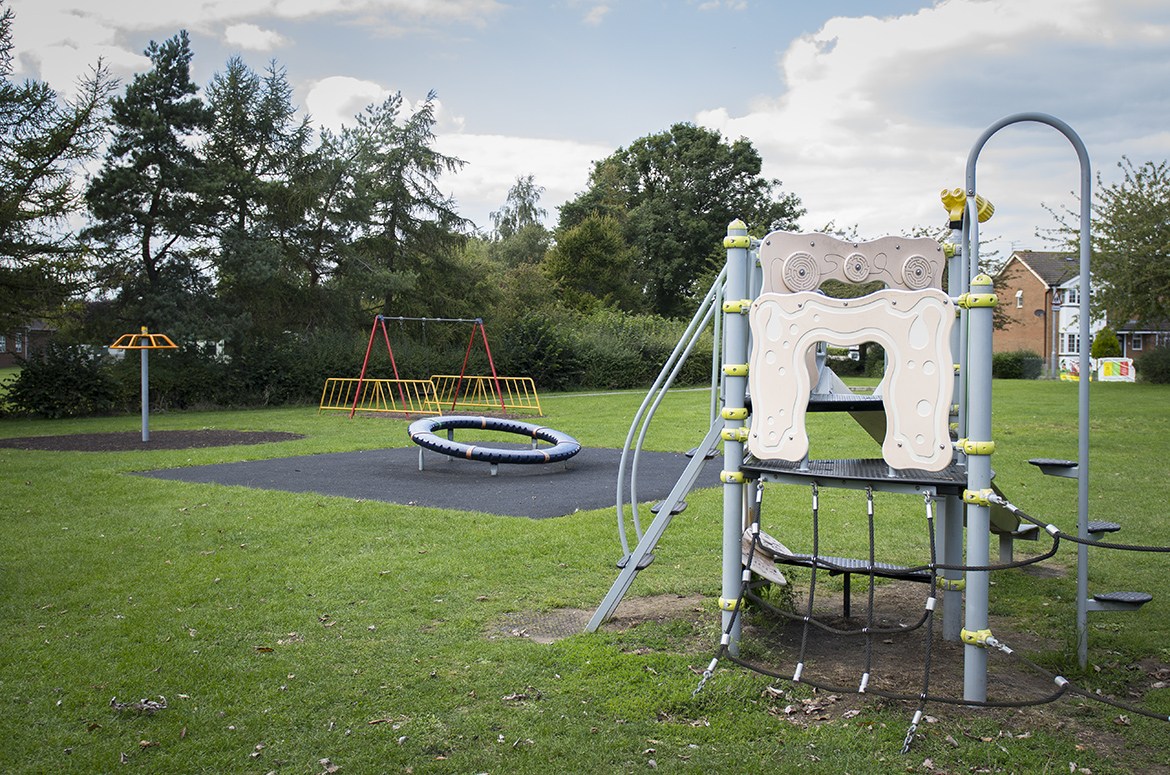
[1093,591,1152,604]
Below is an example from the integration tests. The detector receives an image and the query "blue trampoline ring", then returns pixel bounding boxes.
[408,415,581,471]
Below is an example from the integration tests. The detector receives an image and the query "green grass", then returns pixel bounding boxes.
[1,383,1169,773]
[0,366,18,410]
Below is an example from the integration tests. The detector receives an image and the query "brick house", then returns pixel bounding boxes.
[1113,319,1170,358]
[993,251,1105,375]
[0,321,55,368]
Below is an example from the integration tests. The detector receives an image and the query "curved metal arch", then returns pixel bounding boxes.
[963,112,1093,671]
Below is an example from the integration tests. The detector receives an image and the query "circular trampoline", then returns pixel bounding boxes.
[408,415,581,474]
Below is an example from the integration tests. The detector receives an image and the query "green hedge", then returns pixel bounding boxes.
[992,349,1044,379]
[3,311,723,417]
[4,343,118,418]
[1136,346,1170,384]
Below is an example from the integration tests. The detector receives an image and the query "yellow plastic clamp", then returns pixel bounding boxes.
[963,488,994,506]
[719,597,742,611]
[723,363,749,377]
[720,471,746,484]
[721,427,749,443]
[958,292,998,309]
[953,363,961,375]
[940,189,995,224]
[941,188,966,223]
[959,439,996,456]
[961,628,994,647]
[723,235,752,249]
[938,578,966,592]
[942,242,960,258]
[721,407,748,420]
[722,299,751,314]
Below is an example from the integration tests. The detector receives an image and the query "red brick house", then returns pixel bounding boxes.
[994,250,1074,355]
[1110,318,1170,358]
[0,321,55,368]
[993,251,1108,375]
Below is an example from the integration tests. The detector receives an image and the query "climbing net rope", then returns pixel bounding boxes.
[692,482,1170,753]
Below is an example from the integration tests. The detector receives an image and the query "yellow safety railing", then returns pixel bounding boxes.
[319,378,441,416]
[429,374,543,416]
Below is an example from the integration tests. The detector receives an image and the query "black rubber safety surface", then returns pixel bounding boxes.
[135,445,722,520]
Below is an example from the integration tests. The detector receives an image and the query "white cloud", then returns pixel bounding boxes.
[696,0,1170,257]
[6,0,504,93]
[306,76,398,134]
[223,23,288,51]
[583,5,611,26]
[434,134,613,231]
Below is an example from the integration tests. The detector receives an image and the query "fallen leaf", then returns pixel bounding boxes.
[254,646,274,653]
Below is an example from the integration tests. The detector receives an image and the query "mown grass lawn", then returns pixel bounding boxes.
[1,382,1169,774]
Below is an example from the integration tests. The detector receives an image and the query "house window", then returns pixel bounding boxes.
[0,335,5,351]
[1015,289,1023,308]
[1065,333,1080,354]
[1132,334,1143,351]
[13,332,22,353]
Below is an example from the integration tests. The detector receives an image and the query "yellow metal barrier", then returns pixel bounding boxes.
[319,378,441,416]
[429,375,543,416]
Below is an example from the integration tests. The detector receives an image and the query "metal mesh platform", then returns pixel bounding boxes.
[741,456,968,495]
[806,393,885,412]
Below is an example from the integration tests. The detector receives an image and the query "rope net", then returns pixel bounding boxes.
[693,483,1170,753]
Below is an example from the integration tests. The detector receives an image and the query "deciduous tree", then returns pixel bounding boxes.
[558,123,803,317]
[1088,157,1170,326]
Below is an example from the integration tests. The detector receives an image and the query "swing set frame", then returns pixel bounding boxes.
[350,316,507,417]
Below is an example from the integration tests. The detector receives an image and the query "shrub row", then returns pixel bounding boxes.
[1136,346,1170,384]
[2,311,715,418]
[992,349,1044,379]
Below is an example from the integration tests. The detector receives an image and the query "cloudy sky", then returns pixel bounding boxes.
[8,0,1170,260]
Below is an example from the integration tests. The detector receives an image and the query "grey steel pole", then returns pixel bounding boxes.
[1051,299,1061,379]
[943,226,965,641]
[720,219,752,655]
[140,327,150,442]
[962,270,995,702]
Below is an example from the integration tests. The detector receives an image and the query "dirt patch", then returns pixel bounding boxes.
[492,585,1170,773]
[0,429,304,452]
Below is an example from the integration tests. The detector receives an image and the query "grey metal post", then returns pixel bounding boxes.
[962,269,995,702]
[140,327,150,442]
[942,228,965,641]
[1051,298,1062,379]
[720,220,752,655]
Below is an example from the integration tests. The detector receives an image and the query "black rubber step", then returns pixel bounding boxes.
[617,553,655,571]
[1093,591,1152,605]
[651,500,687,515]
[1028,458,1079,478]
[1087,520,1121,534]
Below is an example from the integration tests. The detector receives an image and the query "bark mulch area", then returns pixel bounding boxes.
[0,429,303,452]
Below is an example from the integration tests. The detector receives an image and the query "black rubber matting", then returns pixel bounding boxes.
[134,445,722,520]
